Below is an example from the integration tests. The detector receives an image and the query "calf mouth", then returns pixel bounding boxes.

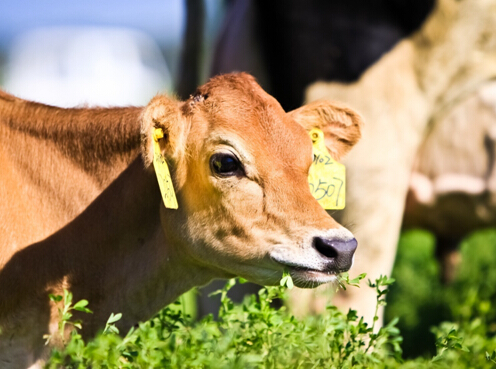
[288,265,348,288]
[269,235,357,288]
[271,258,341,288]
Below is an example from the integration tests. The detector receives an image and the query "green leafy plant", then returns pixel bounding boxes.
[103,313,123,335]
[44,273,407,368]
[486,350,496,365]
[43,290,92,346]
[431,325,470,363]
[337,272,367,290]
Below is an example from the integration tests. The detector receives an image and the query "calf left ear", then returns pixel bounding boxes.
[289,100,363,160]
[141,95,185,167]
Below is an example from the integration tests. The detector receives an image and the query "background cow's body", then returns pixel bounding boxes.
[211,0,435,111]
[210,0,496,323]
[307,0,496,321]
[404,81,496,281]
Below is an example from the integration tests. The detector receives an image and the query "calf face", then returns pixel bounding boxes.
[142,73,362,288]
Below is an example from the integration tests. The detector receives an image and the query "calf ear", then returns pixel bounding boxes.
[140,95,185,167]
[289,100,363,160]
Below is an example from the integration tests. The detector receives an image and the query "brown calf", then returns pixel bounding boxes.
[0,73,362,368]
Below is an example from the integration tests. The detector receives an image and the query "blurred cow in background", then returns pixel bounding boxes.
[404,82,496,283]
[211,0,434,111]
[191,0,496,324]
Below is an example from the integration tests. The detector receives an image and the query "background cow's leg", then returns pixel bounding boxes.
[176,0,205,100]
[334,161,416,326]
[287,85,426,324]
[210,0,270,91]
[435,235,462,284]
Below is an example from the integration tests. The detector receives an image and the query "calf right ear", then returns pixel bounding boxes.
[140,95,185,167]
[289,100,363,161]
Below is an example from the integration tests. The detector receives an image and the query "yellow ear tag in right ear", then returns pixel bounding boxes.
[308,128,346,209]
[153,128,178,209]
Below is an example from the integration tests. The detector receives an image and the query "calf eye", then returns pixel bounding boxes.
[210,153,242,176]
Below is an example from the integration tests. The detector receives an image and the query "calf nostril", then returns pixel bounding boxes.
[313,237,339,258]
[313,237,358,259]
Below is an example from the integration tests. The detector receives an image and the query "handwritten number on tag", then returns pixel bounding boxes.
[313,154,333,166]
[309,177,344,207]
[307,128,346,210]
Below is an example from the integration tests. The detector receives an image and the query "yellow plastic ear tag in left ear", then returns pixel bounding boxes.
[153,128,178,209]
[308,128,346,210]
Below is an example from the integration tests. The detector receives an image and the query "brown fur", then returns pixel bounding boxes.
[0,73,362,368]
[0,92,142,265]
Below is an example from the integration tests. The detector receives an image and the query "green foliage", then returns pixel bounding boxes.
[279,270,294,290]
[385,230,448,356]
[449,229,496,323]
[337,272,367,290]
[386,228,496,367]
[43,290,92,346]
[45,274,405,368]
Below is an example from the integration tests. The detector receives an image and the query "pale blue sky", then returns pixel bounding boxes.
[0,0,185,49]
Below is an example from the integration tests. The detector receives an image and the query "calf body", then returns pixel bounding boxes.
[0,73,362,368]
[0,90,141,265]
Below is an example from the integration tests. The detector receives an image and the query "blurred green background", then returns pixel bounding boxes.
[386,228,496,358]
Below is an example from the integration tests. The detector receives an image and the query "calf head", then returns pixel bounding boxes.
[141,73,362,288]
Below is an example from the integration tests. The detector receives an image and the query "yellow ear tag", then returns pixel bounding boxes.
[308,128,346,210]
[153,128,178,209]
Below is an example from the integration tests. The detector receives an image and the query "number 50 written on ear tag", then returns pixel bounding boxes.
[153,128,178,209]
[308,128,346,210]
